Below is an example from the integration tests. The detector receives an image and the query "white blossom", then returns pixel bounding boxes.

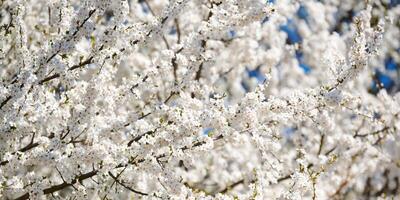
[0,0,399,199]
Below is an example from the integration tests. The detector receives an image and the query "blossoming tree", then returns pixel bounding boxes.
[1,0,400,199]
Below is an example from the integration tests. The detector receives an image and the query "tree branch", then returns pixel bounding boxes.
[108,171,148,196]
[14,170,98,200]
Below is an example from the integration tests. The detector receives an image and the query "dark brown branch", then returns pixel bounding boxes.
[162,36,170,49]
[10,134,221,199]
[3,55,94,109]
[127,128,158,147]
[138,112,152,120]
[164,91,177,104]
[38,74,60,85]
[161,16,168,24]
[38,56,94,85]
[325,146,336,155]
[195,62,203,81]
[0,96,12,109]
[277,174,291,182]
[45,50,61,64]
[108,172,148,196]
[71,9,97,38]
[1,9,96,109]
[219,179,245,194]
[124,112,152,127]
[14,170,98,200]
[181,135,223,152]
[129,75,148,94]
[43,9,96,67]
[354,126,389,138]
[171,47,184,83]
[174,18,181,44]
[18,142,39,153]
[142,0,169,49]
[194,40,206,81]
[38,8,97,83]
[318,134,325,155]
[60,127,71,140]
[103,167,128,200]
[172,56,178,82]
[1,133,43,166]
[68,56,94,71]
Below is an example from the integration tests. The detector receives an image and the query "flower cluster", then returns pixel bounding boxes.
[0,0,399,199]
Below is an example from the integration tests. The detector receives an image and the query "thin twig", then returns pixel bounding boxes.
[108,172,148,196]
